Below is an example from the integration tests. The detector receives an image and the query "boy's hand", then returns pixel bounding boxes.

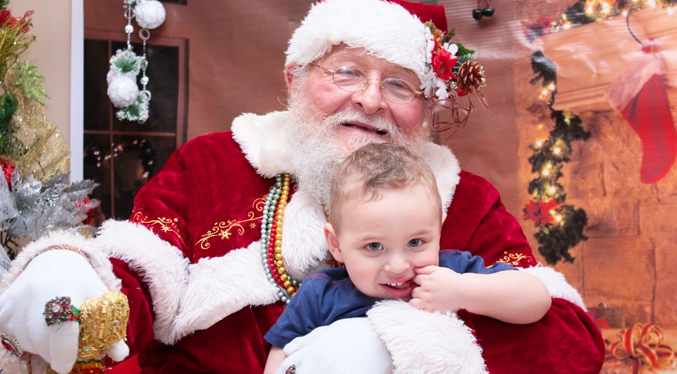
[409,265,467,314]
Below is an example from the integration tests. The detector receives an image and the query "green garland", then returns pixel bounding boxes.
[524,50,590,265]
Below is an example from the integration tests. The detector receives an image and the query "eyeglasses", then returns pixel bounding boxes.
[310,63,422,104]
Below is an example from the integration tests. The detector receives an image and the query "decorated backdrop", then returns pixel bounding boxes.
[510,0,677,372]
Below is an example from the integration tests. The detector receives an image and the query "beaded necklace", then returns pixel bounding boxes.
[261,173,301,303]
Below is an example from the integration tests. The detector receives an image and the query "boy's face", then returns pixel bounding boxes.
[324,183,443,300]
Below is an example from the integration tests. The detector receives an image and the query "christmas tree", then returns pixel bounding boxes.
[0,1,98,272]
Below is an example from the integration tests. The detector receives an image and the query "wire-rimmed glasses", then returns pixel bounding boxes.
[310,62,422,104]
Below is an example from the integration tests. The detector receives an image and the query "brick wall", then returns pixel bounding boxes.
[515,44,677,328]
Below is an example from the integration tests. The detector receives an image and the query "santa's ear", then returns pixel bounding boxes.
[284,64,299,95]
[324,223,343,263]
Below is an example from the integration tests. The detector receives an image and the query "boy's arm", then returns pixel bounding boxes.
[411,266,552,324]
[264,346,287,374]
[457,269,551,323]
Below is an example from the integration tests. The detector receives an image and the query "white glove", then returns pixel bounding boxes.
[276,317,393,374]
[0,250,129,373]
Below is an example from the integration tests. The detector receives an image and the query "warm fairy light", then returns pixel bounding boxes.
[622,9,629,16]
[535,140,543,148]
[554,214,563,222]
[542,163,553,177]
[541,89,550,96]
[647,0,656,6]
[554,147,561,155]
[601,2,611,13]
[549,186,557,194]
[563,22,572,30]
[586,6,594,14]
[548,83,556,91]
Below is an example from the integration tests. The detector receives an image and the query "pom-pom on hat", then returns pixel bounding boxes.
[285,0,444,84]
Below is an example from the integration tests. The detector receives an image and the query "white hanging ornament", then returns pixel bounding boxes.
[134,0,166,30]
[116,89,150,123]
[107,75,140,108]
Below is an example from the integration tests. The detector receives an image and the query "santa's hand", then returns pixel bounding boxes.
[277,318,393,374]
[0,249,128,373]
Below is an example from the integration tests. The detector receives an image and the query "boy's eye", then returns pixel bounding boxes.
[407,238,423,247]
[366,242,384,251]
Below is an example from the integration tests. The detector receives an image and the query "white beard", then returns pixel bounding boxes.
[288,88,429,207]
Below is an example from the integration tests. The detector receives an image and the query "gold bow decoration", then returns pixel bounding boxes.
[45,291,130,374]
[607,323,675,374]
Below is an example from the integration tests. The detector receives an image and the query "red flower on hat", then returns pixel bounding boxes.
[523,199,561,227]
[431,40,458,81]
[0,158,15,191]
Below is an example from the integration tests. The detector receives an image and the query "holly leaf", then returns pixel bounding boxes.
[14,60,49,105]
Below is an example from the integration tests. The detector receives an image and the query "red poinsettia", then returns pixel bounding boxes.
[0,158,15,191]
[0,9,33,33]
[523,199,561,227]
[75,197,96,225]
[431,40,458,81]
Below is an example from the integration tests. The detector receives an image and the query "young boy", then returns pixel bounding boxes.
[264,143,552,373]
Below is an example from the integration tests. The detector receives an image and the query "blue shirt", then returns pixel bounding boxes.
[264,249,515,348]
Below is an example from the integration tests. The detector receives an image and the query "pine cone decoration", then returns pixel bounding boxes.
[456,60,486,93]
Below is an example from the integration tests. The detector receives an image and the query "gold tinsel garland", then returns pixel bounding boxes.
[2,67,70,180]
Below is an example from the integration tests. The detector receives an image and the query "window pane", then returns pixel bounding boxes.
[84,40,111,132]
[84,134,112,218]
[84,134,176,220]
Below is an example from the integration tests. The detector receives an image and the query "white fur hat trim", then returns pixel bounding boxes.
[285,0,429,81]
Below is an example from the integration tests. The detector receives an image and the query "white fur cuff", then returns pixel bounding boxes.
[367,300,488,374]
[96,220,189,344]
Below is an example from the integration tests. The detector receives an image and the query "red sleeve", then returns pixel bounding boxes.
[443,171,605,374]
[441,170,537,267]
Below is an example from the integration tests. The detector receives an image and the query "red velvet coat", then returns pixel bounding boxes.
[94,111,604,373]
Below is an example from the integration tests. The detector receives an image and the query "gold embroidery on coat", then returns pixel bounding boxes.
[495,251,529,266]
[131,209,187,247]
[196,196,267,250]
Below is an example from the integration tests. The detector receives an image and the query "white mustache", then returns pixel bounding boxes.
[325,111,400,135]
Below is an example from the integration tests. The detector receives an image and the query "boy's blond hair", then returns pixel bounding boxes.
[328,143,441,233]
